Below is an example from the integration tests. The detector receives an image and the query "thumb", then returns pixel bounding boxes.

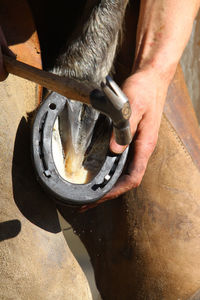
[109,131,128,154]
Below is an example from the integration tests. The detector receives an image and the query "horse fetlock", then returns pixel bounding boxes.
[53,0,129,90]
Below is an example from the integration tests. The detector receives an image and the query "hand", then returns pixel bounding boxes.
[108,69,168,193]
[80,0,200,212]
[80,68,169,212]
[0,26,15,81]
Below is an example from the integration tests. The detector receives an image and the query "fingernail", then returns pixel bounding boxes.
[110,140,126,154]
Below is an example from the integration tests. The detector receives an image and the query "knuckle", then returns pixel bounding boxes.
[129,169,144,188]
[134,100,144,115]
[120,175,137,191]
[125,177,135,190]
[132,177,142,188]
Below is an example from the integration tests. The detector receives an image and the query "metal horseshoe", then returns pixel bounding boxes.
[31,92,129,206]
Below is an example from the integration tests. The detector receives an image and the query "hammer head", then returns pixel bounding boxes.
[90,76,132,146]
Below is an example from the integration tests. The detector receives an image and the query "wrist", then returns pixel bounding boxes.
[132,51,178,86]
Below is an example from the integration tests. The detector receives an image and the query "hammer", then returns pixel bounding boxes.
[4,55,132,146]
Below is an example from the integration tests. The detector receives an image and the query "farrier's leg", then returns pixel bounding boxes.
[0,1,92,298]
[0,74,92,300]
[58,67,200,300]
[58,3,200,300]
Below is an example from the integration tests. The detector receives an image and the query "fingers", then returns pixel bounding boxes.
[79,172,141,213]
[0,26,16,81]
[110,100,143,154]
[79,173,134,212]
[81,72,166,212]
[110,131,127,153]
[126,112,159,182]
[80,116,160,213]
[109,76,147,154]
[108,126,157,198]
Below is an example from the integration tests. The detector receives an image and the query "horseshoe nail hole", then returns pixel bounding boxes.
[49,103,56,110]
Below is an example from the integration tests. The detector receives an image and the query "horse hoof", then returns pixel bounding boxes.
[31,92,129,205]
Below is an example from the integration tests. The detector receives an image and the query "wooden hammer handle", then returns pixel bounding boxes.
[3,55,90,105]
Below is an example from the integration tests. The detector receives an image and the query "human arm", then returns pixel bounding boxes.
[82,0,200,209]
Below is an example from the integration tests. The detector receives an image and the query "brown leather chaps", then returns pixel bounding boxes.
[58,2,200,300]
[1,1,200,299]
[0,1,92,299]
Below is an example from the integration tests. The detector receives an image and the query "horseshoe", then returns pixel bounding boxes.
[31,92,129,205]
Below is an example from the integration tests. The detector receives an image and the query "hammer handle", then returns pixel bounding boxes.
[4,55,132,145]
[3,55,90,105]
